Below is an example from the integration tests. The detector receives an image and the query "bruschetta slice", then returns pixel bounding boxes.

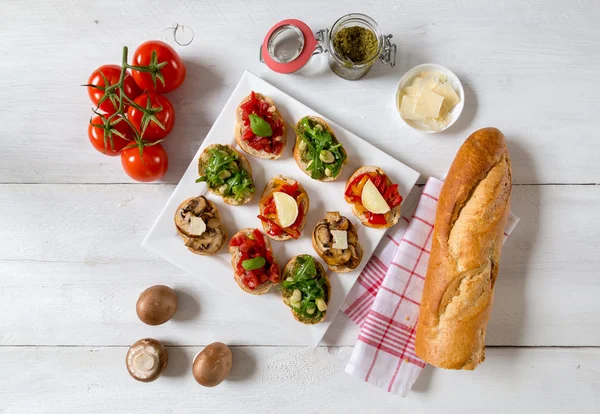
[344,166,403,229]
[293,116,347,181]
[235,91,286,160]
[175,196,228,255]
[257,175,309,241]
[197,144,255,206]
[281,255,331,325]
[312,211,363,273]
[228,228,280,295]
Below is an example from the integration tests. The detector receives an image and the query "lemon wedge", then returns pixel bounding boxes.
[273,191,298,228]
[361,179,390,214]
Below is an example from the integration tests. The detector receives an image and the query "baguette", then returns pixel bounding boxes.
[281,255,331,325]
[228,228,280,295]
[235,92,286,160]
[174,196,227,255]
[258,175,309,241]
[293,116,348,182]
[197,144,255,206]
[344,166,402,229]
[415,127,512,370]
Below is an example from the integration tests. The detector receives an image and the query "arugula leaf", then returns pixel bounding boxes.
[297,117,346,180]
[249,114,273,137]
[282,255,327,319]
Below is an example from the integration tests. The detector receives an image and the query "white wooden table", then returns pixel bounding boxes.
[1,1,599,412]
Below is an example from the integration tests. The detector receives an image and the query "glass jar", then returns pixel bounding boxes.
[327,13,396,80]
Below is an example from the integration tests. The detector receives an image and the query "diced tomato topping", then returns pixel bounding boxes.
[239,239,255,253]
[243,273,260,290]
[229,234,246,247]
[269,263,280,283]
[252,229,265,248]
[280,182,300,199]
[257,215,284,236]
[367,212,388,225]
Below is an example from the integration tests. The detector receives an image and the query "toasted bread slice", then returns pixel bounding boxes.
[258,175,309,241]
[344,166,402,229]
[293,116,348,182]
[235,92,286,160]
[228,228,279,295]
[197,144,255,206]
[281,255,331,325]
[312,211,363,273]
[174,196,227,255]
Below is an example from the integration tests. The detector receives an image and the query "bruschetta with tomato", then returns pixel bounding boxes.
[257,175,309,241]
[344,166,403,229]
[228,228,280,295]
[281,254,331,325]
[196,144,255,206]
[235,91,286,160]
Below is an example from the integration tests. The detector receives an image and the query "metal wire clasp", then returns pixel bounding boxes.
[380,34,397,67]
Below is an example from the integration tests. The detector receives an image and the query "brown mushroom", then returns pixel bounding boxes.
[313,211,363,271]
[136,285,178,326]
[175,196,210,236]
[126,338,168,382]
[322,247,353,265]
[192,342,233,387]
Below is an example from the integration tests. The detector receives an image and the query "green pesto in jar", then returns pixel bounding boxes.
[332,26,378,64]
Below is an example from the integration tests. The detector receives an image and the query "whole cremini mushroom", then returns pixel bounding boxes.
[192,342,233,387]
[126,338,168,382]
[136,285,178,326]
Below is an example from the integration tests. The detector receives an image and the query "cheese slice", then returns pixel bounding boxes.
[189,216,206,236]
[361,179,391,214]
[331,230,348,250]
[273,191,298,228]
[400,95,424,121]
[402,85,420,97]
[434,82,461,110]
[414,88,445,118]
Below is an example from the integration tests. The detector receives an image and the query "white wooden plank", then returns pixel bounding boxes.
[0,346,598,413]
[1,184,598,346]
[1,0,599,184]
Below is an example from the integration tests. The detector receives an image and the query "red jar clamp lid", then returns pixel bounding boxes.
[261,19,318,74]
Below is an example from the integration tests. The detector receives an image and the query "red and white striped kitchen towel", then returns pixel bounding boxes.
[341,177,520,396]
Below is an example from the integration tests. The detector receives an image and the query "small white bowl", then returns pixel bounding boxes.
[395,63,465,134]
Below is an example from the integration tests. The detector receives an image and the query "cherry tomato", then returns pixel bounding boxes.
[120,143,168,182]
[88,114,133,156]
[87,65,141,115]
[127,93,175,141]
[131,41,186,93]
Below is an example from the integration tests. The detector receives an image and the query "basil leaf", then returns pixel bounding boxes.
[249,114,273,137]
[242,256,266,271]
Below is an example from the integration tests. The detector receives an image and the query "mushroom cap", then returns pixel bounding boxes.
[192,342,233,387]
[174,196,228,255]
[136,285,178,326]
[126,338,168,382]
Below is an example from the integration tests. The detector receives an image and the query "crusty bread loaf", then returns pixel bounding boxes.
[197,144,254,206]
[259,175,309,241]
[415,127,512,370]
[235,93,286,160]
[228,228,278,295]
[344,166,401,229]
[293,116,347,182]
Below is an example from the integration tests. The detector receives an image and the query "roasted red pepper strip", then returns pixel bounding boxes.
[257,215,284,236]
[367,212,387,225]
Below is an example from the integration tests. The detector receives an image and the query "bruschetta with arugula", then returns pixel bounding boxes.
[293,116,347,181]
[281,254,331,325]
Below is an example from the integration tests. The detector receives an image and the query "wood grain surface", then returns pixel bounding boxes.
[1,0,598,412]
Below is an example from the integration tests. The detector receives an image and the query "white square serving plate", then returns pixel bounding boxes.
[143,71,420,346]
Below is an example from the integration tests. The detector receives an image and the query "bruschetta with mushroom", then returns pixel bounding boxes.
[235,91,286,160]
[257,175,309,241]
[344,166,403,229]
[196,144,255,206]
[293,116,347,181]
[312,211,363,273]
[281,255,331,325]
[228,228,280,295]
[175,196,227,255]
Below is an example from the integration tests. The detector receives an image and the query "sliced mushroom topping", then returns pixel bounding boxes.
[315,223,331,249]
[345,244,361,269]
[176,196,212,236]
[322,247,352,265]
[175,196,227,255]
[207,217,221,229]
[185,226,225,254]
[314,211,362,269]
